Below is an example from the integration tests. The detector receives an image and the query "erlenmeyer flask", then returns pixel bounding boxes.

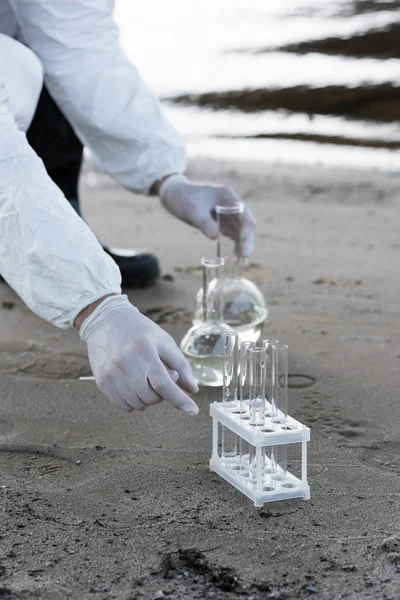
[180,257,234,387]
[193,203,267,343]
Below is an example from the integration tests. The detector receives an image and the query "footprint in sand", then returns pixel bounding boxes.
[0,419,15,439]
[0,344,91,379]
[288,374,316,389]
[296,394,384,449]
[1,446,76,479]
[362,439,400,476]
[329,416,385,451]
[143,306,192,326]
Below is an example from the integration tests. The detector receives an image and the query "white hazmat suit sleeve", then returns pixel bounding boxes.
[0,78,122,329]
[9,0,187,194]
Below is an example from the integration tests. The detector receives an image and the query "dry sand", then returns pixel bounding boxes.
[1,157,400,599]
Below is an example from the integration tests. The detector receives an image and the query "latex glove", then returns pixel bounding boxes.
[79,295,199,415]
[159,175,256,261]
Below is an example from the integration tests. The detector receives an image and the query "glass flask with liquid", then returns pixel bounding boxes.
[193,203,267,343]
[180,257,234,387]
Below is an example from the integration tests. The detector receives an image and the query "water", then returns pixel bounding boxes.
[233,311,268,344]
[115,0,400,170]
[183,349,224,387]
[193,277,268,343]
[221,276,268,343]
[192,306,267,344]
[193,299,267,343]
[180,330,230,386]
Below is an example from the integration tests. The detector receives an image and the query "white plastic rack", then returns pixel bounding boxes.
[210,400,310,507]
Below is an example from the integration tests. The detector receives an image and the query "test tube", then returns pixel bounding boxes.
[239,341,255,414]
[216,203,245,276]
[262,340,279,488]
[272,344,288,424]
[222,332,239,408]
[249,347,266,426]
[272,344,289,478]
[201,256,225,324]
[238,340,254,470]
[262,339,279,418]
[221,332,239,467]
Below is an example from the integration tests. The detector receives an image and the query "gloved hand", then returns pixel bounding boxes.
[79,294,199,415]
[158,175,255,261]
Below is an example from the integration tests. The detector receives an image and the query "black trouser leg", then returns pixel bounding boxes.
[24,85,160,287]
[26,85,83,216]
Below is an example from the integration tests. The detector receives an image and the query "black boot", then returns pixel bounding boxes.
[2,85,160,288]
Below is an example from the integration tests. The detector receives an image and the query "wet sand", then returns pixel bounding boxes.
[277,22,400,59]
[1,157,400,599]
[171,83,400,124]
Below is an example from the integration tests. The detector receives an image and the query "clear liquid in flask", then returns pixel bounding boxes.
[192,203,268,343]
[193,276,268,344]
[181,329,230,387]
[180,257,234,387]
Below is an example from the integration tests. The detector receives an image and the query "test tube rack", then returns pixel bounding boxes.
[209,400,310,507]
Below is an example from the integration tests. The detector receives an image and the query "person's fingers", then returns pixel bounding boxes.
[147,356,199,416]
[159,343,199,394]
[238,207,256,261]
[130,373,178,407]
[114,370,148,411]
[126,390,148,410]
[149,374,200,415]
[217,185,242,209]
[116,344,162,404]
[119,348,180,405]
[168,369,180,383]
[134,376,162,405]
[196,215,219,240]
[97,374,134,412]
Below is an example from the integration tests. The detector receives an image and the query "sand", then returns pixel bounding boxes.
[1,157,399,599]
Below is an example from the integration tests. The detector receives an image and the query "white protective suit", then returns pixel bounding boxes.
[0,0,187,329]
